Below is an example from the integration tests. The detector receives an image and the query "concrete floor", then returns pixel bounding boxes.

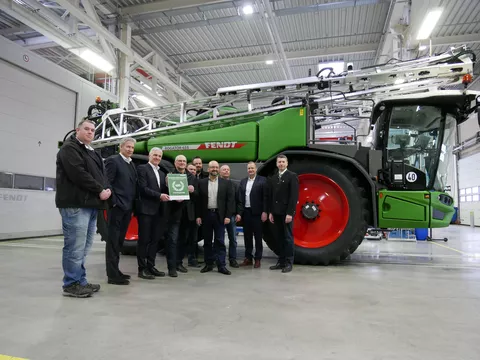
[1,225,480,360]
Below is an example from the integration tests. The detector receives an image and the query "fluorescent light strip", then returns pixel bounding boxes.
[416,8,443,40]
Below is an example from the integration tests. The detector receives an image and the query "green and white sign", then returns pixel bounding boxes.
[167,173,190,200]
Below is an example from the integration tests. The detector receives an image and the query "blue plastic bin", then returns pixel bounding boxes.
[450,207,458,224]
[415,228,428,241]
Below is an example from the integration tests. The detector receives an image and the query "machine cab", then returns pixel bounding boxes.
[371,92,479,192]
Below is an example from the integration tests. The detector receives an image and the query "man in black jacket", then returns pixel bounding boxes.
[192,156,209,180]
[219,164,240,268]
[56,119,111,298]
[136,147,170,280]
[268,155,299,273]
[196,161,235,275]
[237,162,268,268]
[104,137,137,285]
[164,155,196,277]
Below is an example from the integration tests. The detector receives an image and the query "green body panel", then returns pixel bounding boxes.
[258,107,307,161]
[134,140,147,153]
[378,190,454,228]
[135,107,307,163]
[429,191,456,228]
[146,121,258,162]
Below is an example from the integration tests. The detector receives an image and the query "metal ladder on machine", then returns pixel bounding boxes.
[90,46,475,150]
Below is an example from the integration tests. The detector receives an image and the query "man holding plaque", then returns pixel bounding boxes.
[164,155,196,277]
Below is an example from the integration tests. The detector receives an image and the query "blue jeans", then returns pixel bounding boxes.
[225,216,237,260]
[60,208,97,288]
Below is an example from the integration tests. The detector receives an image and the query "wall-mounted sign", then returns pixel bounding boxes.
[23,55,29,62]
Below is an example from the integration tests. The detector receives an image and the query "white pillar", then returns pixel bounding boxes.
[118,22,131,109]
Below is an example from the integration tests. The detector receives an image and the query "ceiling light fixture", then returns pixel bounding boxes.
[265,60,274,65]
[242,4,254,15]
[70,48,114,73]
[416,8,443,40]
[135,95,156,107]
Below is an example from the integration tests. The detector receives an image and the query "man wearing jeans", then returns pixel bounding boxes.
[55,119,111,297]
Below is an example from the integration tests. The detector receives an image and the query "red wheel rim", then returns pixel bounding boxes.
[294,173,350,248]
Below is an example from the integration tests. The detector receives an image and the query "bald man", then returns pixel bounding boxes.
[196,161,235,275]
[164,155,197,277]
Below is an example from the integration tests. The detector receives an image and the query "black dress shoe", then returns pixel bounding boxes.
[269,262,285,270]
[200,264,214,273]
[119,272,131,280]
[168,269,178,277]
[138,269,155,280]
[108,277,130,285]
[282,262,293,273]
[176,264,188,273]
[229,259,239,268]
[149,267,166,277]
[218,267,231,275]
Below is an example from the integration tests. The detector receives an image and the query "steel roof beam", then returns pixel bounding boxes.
[257,0,293,80]
[178,44,378,70]
[120,0,228,17]
[54,0,193,100]
[130,0,387,34]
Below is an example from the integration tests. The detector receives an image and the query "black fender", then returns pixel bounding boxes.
[257,149,378,227]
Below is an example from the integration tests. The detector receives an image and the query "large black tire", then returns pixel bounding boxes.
[262,158,370,265]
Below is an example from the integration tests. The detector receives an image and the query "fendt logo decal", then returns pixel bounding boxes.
[161,142,246,151]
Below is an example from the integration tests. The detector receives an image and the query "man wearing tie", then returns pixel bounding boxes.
[268,155,299,273]
[105,138,138,285]
[237,162,268,268]
[196,161,235,275]
[136,148,170,280]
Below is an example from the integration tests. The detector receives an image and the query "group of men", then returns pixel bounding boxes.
[55,119,299,298]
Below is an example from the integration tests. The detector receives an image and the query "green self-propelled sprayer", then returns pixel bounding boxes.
[87,46,479,265]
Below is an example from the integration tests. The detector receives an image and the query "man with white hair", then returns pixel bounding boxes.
[104,137,137,285]
[136,147,170,280]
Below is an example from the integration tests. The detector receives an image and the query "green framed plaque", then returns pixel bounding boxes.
[167,173,190,200]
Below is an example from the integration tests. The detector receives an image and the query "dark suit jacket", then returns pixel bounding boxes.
[195,170,209,180]
[228,179,242,215]
[268,169,299,216]
[238,175,268,216]
[166,170,198,222]
[136,163,168,216]
[105,154,137,211]
[196,177,235,220]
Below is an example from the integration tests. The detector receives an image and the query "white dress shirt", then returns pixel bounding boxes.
[149,162,160,187]
[279,168,287,177]
[208,177,218,209]
[245,176,255,208]
[120,153,132,164]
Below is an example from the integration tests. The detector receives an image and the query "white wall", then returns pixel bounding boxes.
[0,36,117,239]
[0,36,117,125]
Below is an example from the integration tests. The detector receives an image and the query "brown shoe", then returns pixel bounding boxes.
[254,260,261,268]
[240,258,253,266]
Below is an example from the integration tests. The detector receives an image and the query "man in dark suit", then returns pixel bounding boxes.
[220,164,240,268]
[237,162,268,268]
[192,156,209,179]
[186,163,201,267]
[104,138,138,285]
[136,147,170,280]
[268,155,299,273]
[164,155,197,277]
[196,160,235,275]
